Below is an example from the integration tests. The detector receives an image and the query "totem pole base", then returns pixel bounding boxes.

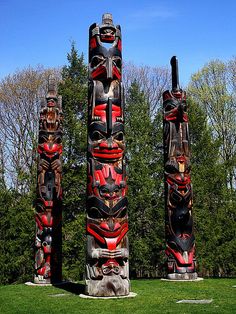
[161,273,203,281]
[85,278,130,297]
[25,281,53,286]
[167,272,198,280]
[33,276,52,285]
[80,292,136,299]
[25,280,66,286]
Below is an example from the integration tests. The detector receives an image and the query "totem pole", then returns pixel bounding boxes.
[163,57,197,280]
[34,76,63,284]
[86,13,129,296]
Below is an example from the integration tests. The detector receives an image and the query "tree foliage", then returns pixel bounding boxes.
[188,97,236,276]
[0,66,61,192]
[125,82,165,277]
[123,62,170,115]
[188,59,236,191]
[58,43,88,281]
[0,189,34,284]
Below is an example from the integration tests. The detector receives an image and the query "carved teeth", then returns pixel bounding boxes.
[92,116,101,121]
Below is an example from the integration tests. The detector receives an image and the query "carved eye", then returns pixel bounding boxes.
[114,132,124,141]
[114,187,119,194]
[38,135,48,144]
[56,136,62,144]
[113,57,121,69]
[91,56,104,68]
[165,103,175,111]
[90,131,104,141]
[182,103,187,111]
[116,207,127,218]
[87,207,103,219]
[100,187,109,195]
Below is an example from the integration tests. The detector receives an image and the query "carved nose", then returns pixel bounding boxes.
[108,219,121,231]
[108,219,114,230]
[100,220,121,231]
[107,137,113,148]
[99,140,118,149]
[178,103,184,120]
[106,58,113,79]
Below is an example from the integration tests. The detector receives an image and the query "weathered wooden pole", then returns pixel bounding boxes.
[86,13,129,296]
[34,76,63,284]
[163,57,198,280]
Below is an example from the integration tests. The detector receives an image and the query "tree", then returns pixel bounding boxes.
[58,42,88,281]
[123,62,170,116]
[0,188,35,284]
[188,59,236,192]
[0,66,61,192]
[125,82,164,277]
[188,97,236,277]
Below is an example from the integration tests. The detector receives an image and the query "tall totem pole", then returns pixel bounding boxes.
[86,13,129,296]
[163,57,197,280]
[34,76,63,284]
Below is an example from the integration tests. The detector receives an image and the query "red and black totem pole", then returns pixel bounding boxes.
[163,57,197,280]
[34,76,63,284]
[86,13,129,296]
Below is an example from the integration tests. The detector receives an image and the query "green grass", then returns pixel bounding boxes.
[0,279,235,313]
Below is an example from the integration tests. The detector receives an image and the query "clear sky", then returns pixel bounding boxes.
[0,0,235,86]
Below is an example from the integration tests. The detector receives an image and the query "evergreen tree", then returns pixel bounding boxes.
[58,42,87,281]
[126,82,164,277]
[0,189,34,284]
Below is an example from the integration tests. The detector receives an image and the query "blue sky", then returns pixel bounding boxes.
[0,0,235,86]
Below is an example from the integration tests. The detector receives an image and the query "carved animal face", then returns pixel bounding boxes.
[163,90,188,122]
[89,22,122,80]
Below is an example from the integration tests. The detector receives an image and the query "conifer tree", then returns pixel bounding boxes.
[126,82,164,277]
[58,42,87,280]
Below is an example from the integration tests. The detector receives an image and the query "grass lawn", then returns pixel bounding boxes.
[0,278,235,313]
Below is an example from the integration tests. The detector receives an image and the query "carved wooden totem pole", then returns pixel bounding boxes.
[34,76,63,284]
[163,57,197,280]
[86,13,129,296]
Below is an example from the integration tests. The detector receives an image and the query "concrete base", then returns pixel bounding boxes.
[25,281,53,287]
[49,293,71,297]
[176,299,213,304]
[161,277,204,282]
[25,281,67,287]
[79,292,137,299]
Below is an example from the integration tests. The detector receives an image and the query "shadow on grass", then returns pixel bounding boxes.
[53,282,85,295]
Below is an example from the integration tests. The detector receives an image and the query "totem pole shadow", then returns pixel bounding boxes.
[53,282,85,295]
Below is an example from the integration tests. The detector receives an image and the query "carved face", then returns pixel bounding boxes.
[40,100,62,131]
[89,123,124,160]
[90,52,122,80]
[38,132,62,158]
[88,79,124,161]
[102,259,120,275]
[100,25,116,42]
[89,23,122,80]
[87,199,128,250]
[163,90,188,122]
[88,100,125,161]
[88,160,126,202]
[166,173,192,209]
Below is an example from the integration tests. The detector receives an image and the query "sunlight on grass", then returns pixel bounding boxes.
[0,279,236,314]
